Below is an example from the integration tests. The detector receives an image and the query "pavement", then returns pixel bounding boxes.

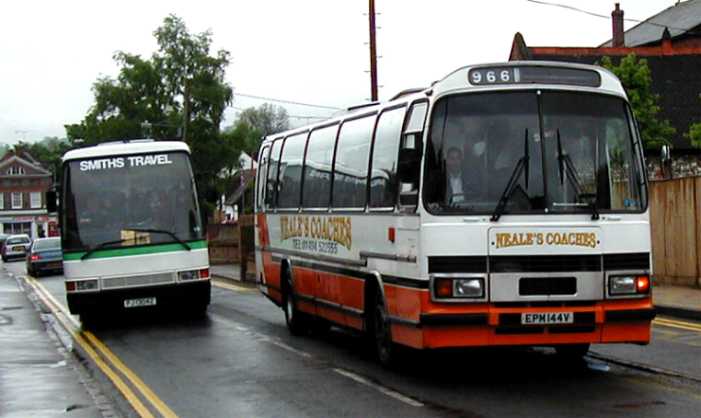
[653,283,701,321]
[0,267,117,418]
[210,264,242,282]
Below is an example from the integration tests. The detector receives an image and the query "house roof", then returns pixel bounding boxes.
[0,152,51,175]
[600,0,701,47]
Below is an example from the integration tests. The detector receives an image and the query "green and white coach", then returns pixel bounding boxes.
[48,140,211,320]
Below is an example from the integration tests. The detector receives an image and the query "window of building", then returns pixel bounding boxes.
[30,192,41,208]
[277,133,308,209]
[3,222,31,235]
[0,192,3,210]
[332,115,375,208]
[7,166,25,176]
[302,125,338,208]
[369,107,406,208]
[11,192,22,209]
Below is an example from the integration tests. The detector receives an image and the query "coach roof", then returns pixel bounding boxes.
[62,140,190,162]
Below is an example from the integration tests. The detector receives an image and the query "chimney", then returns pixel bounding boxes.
[612,3,625,47]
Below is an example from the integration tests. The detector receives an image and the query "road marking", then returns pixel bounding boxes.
[24,276,156,418]
[332,368,424,407]
[208,314,313,358]
[83,332,179,418]
[212,278,256,293]
[654,317,701,332]
[25,275,178,418]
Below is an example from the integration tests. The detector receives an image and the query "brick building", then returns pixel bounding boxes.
[0,151,55,239]
[509,1,701,155]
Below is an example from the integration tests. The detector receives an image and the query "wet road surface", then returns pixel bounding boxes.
[5,260,701,418]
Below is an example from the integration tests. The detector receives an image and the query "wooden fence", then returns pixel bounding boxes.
[649,176,701,287]
[207,215,256,281]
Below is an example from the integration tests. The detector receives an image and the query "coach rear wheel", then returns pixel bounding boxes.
[283,269,308,336]
[555,343,590,359]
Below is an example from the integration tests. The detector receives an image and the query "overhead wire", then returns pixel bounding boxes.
[525,0,700,35]
[233,92,342,110]
[230,106,330,121]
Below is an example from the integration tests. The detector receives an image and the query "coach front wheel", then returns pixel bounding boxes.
[283,269,308,336]
[371,287,396,367]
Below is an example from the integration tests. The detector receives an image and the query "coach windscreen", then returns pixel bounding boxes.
[61,151,204,253]
[423,91,646,216]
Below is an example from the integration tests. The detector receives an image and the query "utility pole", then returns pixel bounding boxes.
[368,0,379,101]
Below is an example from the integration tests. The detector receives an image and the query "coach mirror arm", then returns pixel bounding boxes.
[397,136,423,184]
[46,187,60,213]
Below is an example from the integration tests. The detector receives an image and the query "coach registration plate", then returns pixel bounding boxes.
[124,297,157,308]
[521,312,573,325]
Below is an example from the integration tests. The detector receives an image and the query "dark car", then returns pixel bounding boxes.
[26,237,63,277]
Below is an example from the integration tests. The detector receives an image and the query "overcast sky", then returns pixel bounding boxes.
[0,0,680,143]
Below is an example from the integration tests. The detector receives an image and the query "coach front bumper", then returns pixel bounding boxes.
[66,280,211,315]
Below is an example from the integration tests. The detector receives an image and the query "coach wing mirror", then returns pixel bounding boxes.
[397,147,422,183]
[660,144,671,163]
[46,190,58,213]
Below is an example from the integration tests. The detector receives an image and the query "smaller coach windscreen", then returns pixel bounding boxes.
[62,152,203,253]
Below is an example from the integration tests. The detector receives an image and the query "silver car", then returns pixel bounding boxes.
[2,234,31,262]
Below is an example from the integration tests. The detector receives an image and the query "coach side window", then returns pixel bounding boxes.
[256,145,270,211]
[332,115,375,208]
[265,139,283,209]
[302,125,338,208]
[277,133,308,209]
[369,107,406,208]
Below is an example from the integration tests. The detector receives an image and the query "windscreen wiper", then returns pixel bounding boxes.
[81,239,131,261]
[122,228,192,251]
[491,129,529,222]
[556,129,599,220]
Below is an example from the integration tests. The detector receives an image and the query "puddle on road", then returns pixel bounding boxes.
[585,359,611,372]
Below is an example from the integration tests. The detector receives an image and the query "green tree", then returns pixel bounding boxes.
[236,103,290,139]
[686,94,701,148]
[600,54,675,149]
[65,15,235,221]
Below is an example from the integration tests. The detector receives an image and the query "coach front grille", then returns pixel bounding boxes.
[102,273,175,289]
[489,255,602,273]
[603,252,650,270]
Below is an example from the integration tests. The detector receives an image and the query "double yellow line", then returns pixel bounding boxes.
[24,276,178,418]
[654,316,701,333]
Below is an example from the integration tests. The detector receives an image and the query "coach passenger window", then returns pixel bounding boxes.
[256,145,270,211]
[277,133,307,209]
[265,139,283,209]
[369,107,406,208]
[333,115,375,208]
[302,125,338,208]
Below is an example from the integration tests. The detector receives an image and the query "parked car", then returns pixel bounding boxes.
[0,233,10,249]
[1,234,32,262]
[26,237,63,277]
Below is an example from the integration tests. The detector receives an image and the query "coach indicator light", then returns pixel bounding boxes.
[636,275,650,294]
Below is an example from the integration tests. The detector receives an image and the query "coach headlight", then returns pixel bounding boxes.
[432,275,486,301]
[66,279,99,292]
[454,278,485,298]
[609,275,650,296]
